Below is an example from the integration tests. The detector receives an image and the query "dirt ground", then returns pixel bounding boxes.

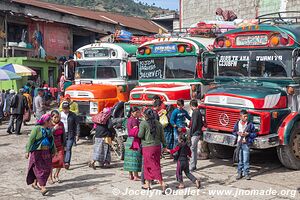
[0,119,299,200]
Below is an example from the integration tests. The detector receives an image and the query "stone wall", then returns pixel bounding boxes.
[181,0,300,28]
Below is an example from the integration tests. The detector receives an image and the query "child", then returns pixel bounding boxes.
[170,99,191,147]
[232,110,257,180]
[168,134,201,189]
[50,110,66,183]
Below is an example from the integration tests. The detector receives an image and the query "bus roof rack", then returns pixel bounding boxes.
[257,11,300,25]
[171,26,235,38]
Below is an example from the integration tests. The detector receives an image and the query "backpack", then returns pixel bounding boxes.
[159,110,169,128]
[92,111,111,125]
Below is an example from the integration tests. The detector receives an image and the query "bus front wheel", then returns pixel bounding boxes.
[277,128,300,170]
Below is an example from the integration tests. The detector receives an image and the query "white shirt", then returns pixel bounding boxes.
[61,111,69,133]
[238,120,247,142]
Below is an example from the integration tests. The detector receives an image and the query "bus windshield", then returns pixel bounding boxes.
[139,56,197,80]
[217,50,292,78]
[75,59,121,79]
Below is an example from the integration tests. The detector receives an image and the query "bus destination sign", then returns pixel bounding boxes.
[84,48,109,58]
[153,44,177,54]
[236,35,268,46]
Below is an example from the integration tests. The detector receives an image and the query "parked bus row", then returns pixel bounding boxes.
[63,12,300,170]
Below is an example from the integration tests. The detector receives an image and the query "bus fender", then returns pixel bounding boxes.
[277,112,300,145]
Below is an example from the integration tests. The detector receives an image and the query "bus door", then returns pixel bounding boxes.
[125,58,139,91]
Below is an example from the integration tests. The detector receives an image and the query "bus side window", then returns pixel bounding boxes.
[128,62,138,80]
[203,57,215,79]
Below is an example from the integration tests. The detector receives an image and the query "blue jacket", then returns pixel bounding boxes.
[170,108,191,128]
[232,121,257,145]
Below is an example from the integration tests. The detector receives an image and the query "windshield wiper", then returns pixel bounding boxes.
[273,50,287,69]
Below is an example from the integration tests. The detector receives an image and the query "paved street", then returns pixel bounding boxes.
[0,119,299,200]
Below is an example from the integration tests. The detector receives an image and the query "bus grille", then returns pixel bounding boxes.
[76,101,90,115]
[206,108,240,132]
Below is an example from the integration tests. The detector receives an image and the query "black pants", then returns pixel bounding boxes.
[14,114,23,135]
[176,159,197,183]
[0,104,4,122]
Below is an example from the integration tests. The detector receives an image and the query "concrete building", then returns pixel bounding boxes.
[152,13,180,32]
[180,0,300,28]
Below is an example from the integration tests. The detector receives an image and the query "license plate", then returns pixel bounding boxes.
[212,134,225,143]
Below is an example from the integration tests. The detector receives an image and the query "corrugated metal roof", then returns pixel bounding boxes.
[11,0,160,33]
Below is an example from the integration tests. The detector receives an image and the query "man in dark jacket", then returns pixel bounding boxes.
[189,100,203,171]
[9,89,28,135]
[6,90,16,134]
[60,101,80,169]
[232,110,257,180]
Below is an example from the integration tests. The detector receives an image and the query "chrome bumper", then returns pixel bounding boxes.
[203,131,279,149]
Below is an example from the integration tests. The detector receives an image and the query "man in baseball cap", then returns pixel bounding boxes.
[60,101,80,169]
[59,94,79,114]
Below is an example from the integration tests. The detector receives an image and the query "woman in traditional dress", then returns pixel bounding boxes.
[25,114,56,196]
[88,107,115,169]
[138,108,167,192]
[124,107,142,180]
[50,110,65,183]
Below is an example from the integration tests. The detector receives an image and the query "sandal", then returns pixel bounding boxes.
[141,186,151,190]
[162,184,167,195]
[64,164,70,170]
[32,184,40,190]
[176,185,185,189]
[88,162,96,170]
[54,176,61,183]
[133,176,141,181]
[41,189,49,196]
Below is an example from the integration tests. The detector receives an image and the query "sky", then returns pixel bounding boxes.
[134,0,179,10]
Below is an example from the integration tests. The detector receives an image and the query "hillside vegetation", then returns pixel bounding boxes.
[43,0,174,18]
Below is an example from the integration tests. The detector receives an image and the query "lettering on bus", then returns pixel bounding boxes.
[236,35,268,46]
[218,55,249,67]
[153,44,177,54]
[84,48,109,58]
[139,59,163,79]
[256,55,283,61]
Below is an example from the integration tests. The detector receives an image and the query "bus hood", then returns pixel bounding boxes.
[204,84,287,109]
[215,77,297,88]
[65,84,117,99]
[130,83,191,104]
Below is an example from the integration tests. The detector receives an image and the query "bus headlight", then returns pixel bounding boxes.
[253,116,261,124]
[253,124,260,132]
[90,102,98,115]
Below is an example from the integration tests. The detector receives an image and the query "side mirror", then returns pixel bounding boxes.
[126,60,132,76]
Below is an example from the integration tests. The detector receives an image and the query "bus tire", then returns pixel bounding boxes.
[208,143,234,159]
[277,128,300,170]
